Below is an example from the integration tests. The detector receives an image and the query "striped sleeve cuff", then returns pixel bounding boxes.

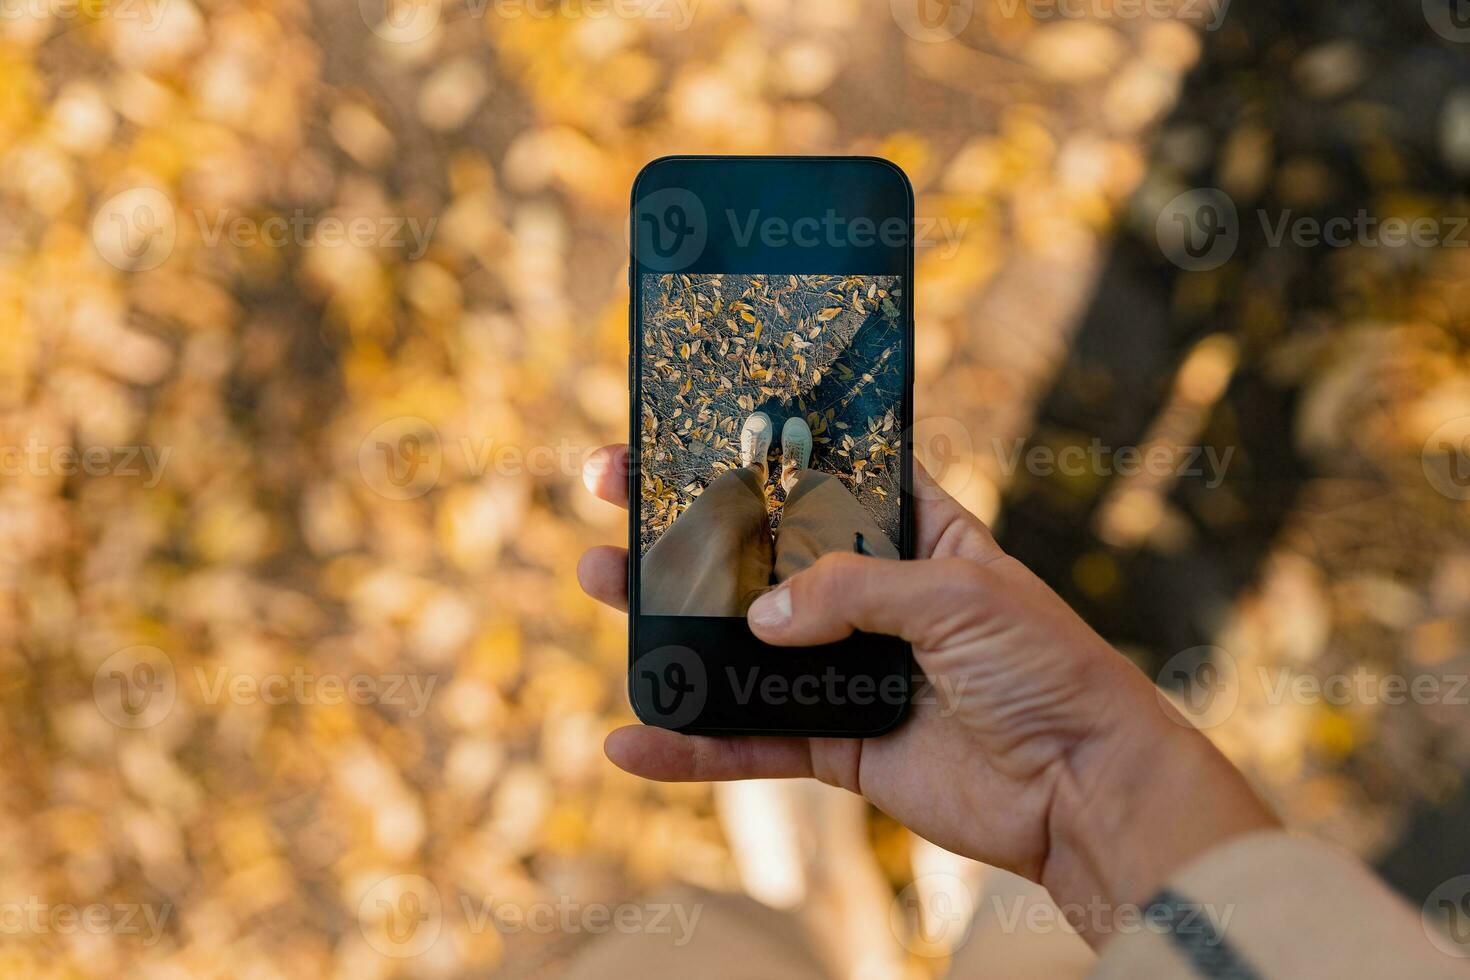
[1090,831,1470,980]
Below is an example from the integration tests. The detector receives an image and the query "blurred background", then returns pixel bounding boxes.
[1,0,1469,975]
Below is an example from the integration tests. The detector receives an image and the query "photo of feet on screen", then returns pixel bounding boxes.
[639,273,903,556]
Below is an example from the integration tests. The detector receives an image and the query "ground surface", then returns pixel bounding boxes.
[8,1,1470,975]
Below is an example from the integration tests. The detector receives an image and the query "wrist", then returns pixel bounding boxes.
[1040,689,1279,948]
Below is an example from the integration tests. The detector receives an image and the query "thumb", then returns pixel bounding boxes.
[747,552,988,649]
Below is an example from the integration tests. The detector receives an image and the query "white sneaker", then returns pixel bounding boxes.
[780,415,812,493]
[740,412,773,478]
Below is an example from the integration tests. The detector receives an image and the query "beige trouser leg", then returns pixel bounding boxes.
[641,465,774,616]
[556,886,830,980]
[775,470,898,583]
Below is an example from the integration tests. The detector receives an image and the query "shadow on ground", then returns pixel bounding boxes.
[994,0,1470,901]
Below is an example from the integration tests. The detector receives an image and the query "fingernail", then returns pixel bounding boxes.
[581,456,602,494]
[749,586,791,628]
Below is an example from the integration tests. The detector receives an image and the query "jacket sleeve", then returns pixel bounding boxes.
[1089,830,1470,980]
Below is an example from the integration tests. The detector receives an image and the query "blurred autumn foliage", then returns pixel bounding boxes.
[0,0,1467,975]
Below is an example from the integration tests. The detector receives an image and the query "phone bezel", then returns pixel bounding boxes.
[627,155,915,737]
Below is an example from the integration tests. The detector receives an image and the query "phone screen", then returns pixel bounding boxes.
[638,272,905,614]
[628,157,913,736]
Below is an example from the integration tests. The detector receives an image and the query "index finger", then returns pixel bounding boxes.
[604,725,819,782]
[582,444,631,510]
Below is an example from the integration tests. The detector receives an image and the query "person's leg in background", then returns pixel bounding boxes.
[557,883,831,980]
[577,411,840,980]
[909,839,1095,980]
[640,413,776,616]
[703,417,908,980]
[716,779,907,980]
[773,416,898,584]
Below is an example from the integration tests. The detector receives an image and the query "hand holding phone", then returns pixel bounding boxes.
[590,154,1277,949]
[577,451,1279,948]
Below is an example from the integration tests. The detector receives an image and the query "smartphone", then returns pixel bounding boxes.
[627,156,915,736]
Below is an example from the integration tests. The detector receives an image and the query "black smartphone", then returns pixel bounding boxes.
[627,156,915,737]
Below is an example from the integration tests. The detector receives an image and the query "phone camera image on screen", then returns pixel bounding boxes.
[638,273,904,617]
[628,156,914,736]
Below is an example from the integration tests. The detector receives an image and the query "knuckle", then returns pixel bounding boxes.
[805,552,866,594]
[927,555,970,580]
[790,553,866,612]
[901,559,991,646]
[935,557,992,599]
